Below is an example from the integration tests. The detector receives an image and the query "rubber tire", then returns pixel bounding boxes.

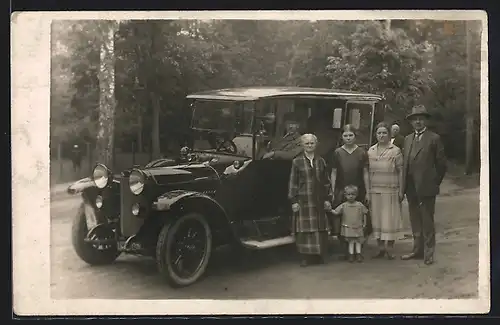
[156,212,213,288]
[71,203,121,265]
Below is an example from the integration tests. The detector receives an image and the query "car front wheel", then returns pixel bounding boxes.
[71,203,121,265]
[156,212,213,288]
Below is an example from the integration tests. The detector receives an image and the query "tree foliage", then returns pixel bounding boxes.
[50,19,482,165]
[326,21,435,116]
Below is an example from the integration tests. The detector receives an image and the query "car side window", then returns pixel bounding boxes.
[256,100,277,138]
[345,102,374,147]
[234,101,254,135]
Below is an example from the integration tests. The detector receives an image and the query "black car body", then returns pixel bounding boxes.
[68,87,384,287]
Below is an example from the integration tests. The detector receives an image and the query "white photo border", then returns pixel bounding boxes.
[11,10,490,315]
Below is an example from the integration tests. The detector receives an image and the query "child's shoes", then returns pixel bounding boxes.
[348,254,355,263]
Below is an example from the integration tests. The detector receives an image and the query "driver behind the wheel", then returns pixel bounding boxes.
[262,113,303,160]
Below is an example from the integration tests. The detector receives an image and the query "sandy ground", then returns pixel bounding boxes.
[50,184,479,300]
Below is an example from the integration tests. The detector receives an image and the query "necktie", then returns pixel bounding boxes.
[415,131,424,141]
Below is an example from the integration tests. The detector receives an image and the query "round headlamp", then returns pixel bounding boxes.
[93,164,110,189]
[129,170,145,195]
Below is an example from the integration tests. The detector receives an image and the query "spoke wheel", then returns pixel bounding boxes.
[71,203,120,265]
[156,212,212,288]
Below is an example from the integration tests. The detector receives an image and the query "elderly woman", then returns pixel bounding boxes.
[328,124,370,258]
[367,122,404,259]
[288,133,332,267]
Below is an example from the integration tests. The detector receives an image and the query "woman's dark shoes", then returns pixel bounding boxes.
[339,253,348,261]
[356,254,364,263]
[400,251,424,260]
[348,254,355,263]
[424,256,434,265]
[385,251,395,260]
[373,250,386,259]
[300,255,326,267]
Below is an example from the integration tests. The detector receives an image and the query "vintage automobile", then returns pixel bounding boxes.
[68,87,384,287]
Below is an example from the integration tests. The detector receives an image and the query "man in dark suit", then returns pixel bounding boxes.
[400,105,447,265]
[391,123,405,151]
[261,113,303,160]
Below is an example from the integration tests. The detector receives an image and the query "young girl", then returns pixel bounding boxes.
[331,185,369,263]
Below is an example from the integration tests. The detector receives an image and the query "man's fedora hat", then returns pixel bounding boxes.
[406,105,432,120]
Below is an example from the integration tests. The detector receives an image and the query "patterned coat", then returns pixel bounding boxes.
[288,153,332,233]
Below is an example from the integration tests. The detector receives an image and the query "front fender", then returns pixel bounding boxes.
[152,190,236,245]
[67,177,95,195]
[68,177,120,219]
[152,190,222,213]
[67,177,120,195]
[82,201,99,230]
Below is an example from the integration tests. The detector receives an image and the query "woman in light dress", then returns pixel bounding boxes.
[367,122,404,259]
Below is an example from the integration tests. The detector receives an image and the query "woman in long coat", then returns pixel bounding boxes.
[288,133,332,267]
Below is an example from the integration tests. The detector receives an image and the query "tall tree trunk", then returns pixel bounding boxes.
[287,41,302,85]
[151,94,161,159]
[96,21,116,169]
[137,114,143,153]
[149,22,162,160]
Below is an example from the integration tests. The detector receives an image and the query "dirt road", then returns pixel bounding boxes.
[50,185,479,300]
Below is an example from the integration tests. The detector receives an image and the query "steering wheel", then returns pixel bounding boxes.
[214,134,238,153]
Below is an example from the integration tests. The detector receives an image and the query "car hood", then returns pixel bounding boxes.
[143,163,221,185]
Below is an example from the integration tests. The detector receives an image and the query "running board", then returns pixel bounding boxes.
[240,236,295,249]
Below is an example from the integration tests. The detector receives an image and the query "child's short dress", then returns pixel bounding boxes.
[332,201,368,243]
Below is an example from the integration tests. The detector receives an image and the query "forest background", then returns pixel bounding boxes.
[50,19,482,182]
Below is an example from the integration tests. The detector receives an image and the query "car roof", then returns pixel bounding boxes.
[186,86,383,101]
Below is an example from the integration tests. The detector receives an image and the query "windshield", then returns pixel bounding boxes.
[190,100,254,157]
